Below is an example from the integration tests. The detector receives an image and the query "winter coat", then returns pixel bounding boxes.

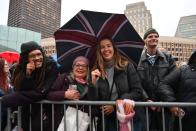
[157,51,196,131]
[1,57,59,131]
[157,65,196,103]
[47,73,97,130]
[137,49,176,101]
[2,57,58,107]
[95,63,143,101]
[93,63,143,131]
[47,73,97,101]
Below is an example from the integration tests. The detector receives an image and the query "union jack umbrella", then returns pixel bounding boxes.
[54,10,144,72]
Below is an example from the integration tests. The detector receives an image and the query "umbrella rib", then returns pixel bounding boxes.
[96,14,114,37]
[56,40,91,48]
[57,29,94,37]
[77,12,95,36]
[117,44,144,48]
[112,20,128,39]
[58,46,88,61]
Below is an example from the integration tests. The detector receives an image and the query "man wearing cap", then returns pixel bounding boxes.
[1,41,59,131]
[137,28,176,131]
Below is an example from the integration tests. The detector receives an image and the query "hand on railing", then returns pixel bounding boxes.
[100,105,114,115]
[116,99,135,131]
[147,99,161,111]
[169,107,185,118]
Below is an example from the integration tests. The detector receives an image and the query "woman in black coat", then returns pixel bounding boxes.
[91,38,143,131]
[157,51,196,131]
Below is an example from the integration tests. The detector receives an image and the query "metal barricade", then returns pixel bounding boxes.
[1,100,196,131]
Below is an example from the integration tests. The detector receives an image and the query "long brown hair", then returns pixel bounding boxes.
[12,48,47,90]
[93,37,129,77]
[0,58,9,92]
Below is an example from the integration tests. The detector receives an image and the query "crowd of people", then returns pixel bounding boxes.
[0,28,196,131]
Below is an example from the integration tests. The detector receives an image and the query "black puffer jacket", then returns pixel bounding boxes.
[95,63,143,101]
[137,50,176,101]
[157,51,196,103]
[2,57,59,107]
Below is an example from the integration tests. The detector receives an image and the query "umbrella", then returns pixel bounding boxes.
[0,51,20,64]
[54,10,144,72]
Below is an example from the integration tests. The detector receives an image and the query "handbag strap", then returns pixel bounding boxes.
[108,80,115,100]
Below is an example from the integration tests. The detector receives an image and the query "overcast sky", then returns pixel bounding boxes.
[0,0,196,36]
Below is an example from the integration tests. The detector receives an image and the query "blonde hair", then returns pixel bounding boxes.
[93,38,129,78]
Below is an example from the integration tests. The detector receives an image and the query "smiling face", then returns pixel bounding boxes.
[4,60,9,73]
[28,49,43,68]
[100,39,114,62]
[73,60,88,79]
[145,33,159,49]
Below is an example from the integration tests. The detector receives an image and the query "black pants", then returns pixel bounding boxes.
[148,109,174,131]
[97,112,117,131]
[21,104,52,131]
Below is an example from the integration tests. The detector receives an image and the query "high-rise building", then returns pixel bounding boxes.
[175,15,196,39]
[0,25,41,52]
[7,0,61,38]
[124,2,152,35]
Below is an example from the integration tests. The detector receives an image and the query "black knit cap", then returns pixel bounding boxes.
[20,41,42,55]
[143,28,159,40]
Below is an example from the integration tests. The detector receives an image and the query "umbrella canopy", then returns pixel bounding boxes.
[0,51,20,64]
[54,10,144,72]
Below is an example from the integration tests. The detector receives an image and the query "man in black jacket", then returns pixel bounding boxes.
[137,28,176,131]
[157,51,196,131]
[1,41,59,131]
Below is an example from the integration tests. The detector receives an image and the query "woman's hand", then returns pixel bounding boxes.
[124,103,134,115]
[101,105,114,115]
[169,107,185,117]
[116,100,134,115]
[64,89,80,100]
[26,61,35,76]
[91,69,101,85]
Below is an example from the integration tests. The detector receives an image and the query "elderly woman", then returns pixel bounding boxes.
[47,56,97,130]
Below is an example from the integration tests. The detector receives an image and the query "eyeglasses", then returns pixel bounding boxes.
[74,64,87,68]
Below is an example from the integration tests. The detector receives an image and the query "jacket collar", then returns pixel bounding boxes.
[140,49,166,62]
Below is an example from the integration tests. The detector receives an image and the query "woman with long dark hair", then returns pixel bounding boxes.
[0,58,13,130]
[1,41,59,131]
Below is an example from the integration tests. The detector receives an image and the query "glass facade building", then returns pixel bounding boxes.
[175,15,196,39]
[0,25,41,52]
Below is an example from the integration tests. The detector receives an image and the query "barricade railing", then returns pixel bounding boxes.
[1,99,196,131]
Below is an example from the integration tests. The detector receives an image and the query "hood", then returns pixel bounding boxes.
[188,51,196,66]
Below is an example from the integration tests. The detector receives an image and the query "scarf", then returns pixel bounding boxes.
[116,99,135,131]
[147,53,156,66]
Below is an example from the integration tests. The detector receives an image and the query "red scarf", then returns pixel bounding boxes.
[75,77,87,85]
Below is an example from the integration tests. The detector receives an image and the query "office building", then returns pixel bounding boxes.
[158,36,196,66]
[175,15,196,39]
[41,37,56,56]
[125,1,152,35]
[7,0,61,38]
[0,25,41,52]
